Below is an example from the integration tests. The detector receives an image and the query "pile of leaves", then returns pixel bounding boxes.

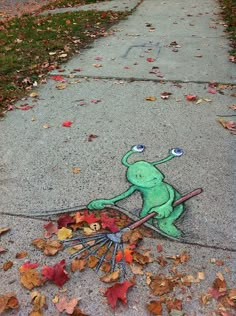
[0,9,128,115]
[1,209,236,315]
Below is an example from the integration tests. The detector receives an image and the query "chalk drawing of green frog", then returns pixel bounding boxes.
[87,145,184,237]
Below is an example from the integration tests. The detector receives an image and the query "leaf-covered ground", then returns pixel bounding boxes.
[1,209,236,315]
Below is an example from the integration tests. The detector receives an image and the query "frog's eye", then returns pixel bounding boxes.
[171,148,183,157]
[132,144,145,152]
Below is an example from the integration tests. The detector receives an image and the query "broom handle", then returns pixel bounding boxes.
[128,188,203,230]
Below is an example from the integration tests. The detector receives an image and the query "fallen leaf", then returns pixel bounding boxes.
[88,256,99,268]
[166,298,183,312]
[82,211,100,224]
[56,83,67,90]
[88,134,98,142]
[146,300,162,315]
[44,221,58,238]
[130,263,144,275]
[132,251,150,265]
[59,53,68,58]
[56,296,78,314]
[0,227,10,235]
[146,58,155,62]
[100,270,120,283]
[157,244,163,253]
[19,261,39,273]
[186,94,197,101]
[43,124,50,129]
[156,255,167,267]
[150,275,176,296]
[116,248,133,264]
[2,261,13,271]
[15,251,28,259]
[42,259,69,287]
[161,92,172,99]
[15,104,33,110]
[30,291,46,314]
[146,272,152,285]
[200,293,212,305]
[20,268,43,290]
[145,96,157,101]
[58,214,75,228]
[0,247,6,253]
[62,121,73,127]
[32,238,62,256]
[29,92,39,98]
[71,258,87,272]
[51,75,64,81]
[91,99,101,104]
[196,99,203,105]
[124,66,130,69]
[73,167,81,174]
[217,118,236,133]
[100,213,119,232]
[229,105,236,110]
[92,63,102,68]
[94,56,103,60]
[104,280,134,308]
[207,88,217,94]
[57,227,73,241]
[0,293,19,314]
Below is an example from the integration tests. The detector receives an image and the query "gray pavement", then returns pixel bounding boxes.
[0,0,236,315]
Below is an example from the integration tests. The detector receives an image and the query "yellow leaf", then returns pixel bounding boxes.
[56,83,67,90]
[57,227,73,241]
[145,96,156,101]
[20,269,43,290]
[31,291,46,311]
[29,92,39,98]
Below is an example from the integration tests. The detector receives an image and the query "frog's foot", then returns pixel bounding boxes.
[157,219,182,237]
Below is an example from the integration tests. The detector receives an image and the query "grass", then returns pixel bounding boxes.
[41,0,110,10]
[0,9,128,114]
[219,0,236,60]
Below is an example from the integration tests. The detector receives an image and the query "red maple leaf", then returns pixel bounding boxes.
[19,261,39,272]
[104,280,134,308]
[57,214,75,229]
[51,75,64,81]
[62,121,73,127]
[83,211,100,224]
[42,259,69,287]
[186,94,197,101]
[100,213,119,232]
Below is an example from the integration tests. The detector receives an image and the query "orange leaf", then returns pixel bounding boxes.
[20,269,43,290]
[115,248,133,264]
[71,258,87,272]
[217,118,236,132]
[0,293,19,314]
[32,238,62,256]
[100,270,120,283]
[104,280,134,308]
[150,275,176,296]
[146,300,162,315]
[44,221,58,238]
[166,298,182,312]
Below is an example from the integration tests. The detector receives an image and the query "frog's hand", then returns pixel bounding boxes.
[87,186,137,210]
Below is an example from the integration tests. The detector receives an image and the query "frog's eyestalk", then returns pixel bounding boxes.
[121,144,145,167]
[152,148,183,166]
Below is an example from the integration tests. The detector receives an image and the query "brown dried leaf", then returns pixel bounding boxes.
[2,260,13,271]
[146,300,162,315]
[71,258,87,272]
[88,256,99,268]
[130,263,144,275]
[166,298,182,312]
[200,293,212,305]
[0,293,19,313]
[15,251,28,259]
[133,251,150,265]
[229,104,236,110]
[150,275,176,296]
[156,255,167,267]
[32,238,62,256]
[100,270,120,283]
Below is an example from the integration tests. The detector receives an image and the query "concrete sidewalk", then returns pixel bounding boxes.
[0,0,236,315]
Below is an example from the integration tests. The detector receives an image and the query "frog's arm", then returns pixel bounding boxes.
[149,184,175,218]
[87,185,137,210]
[152,148,183,166]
